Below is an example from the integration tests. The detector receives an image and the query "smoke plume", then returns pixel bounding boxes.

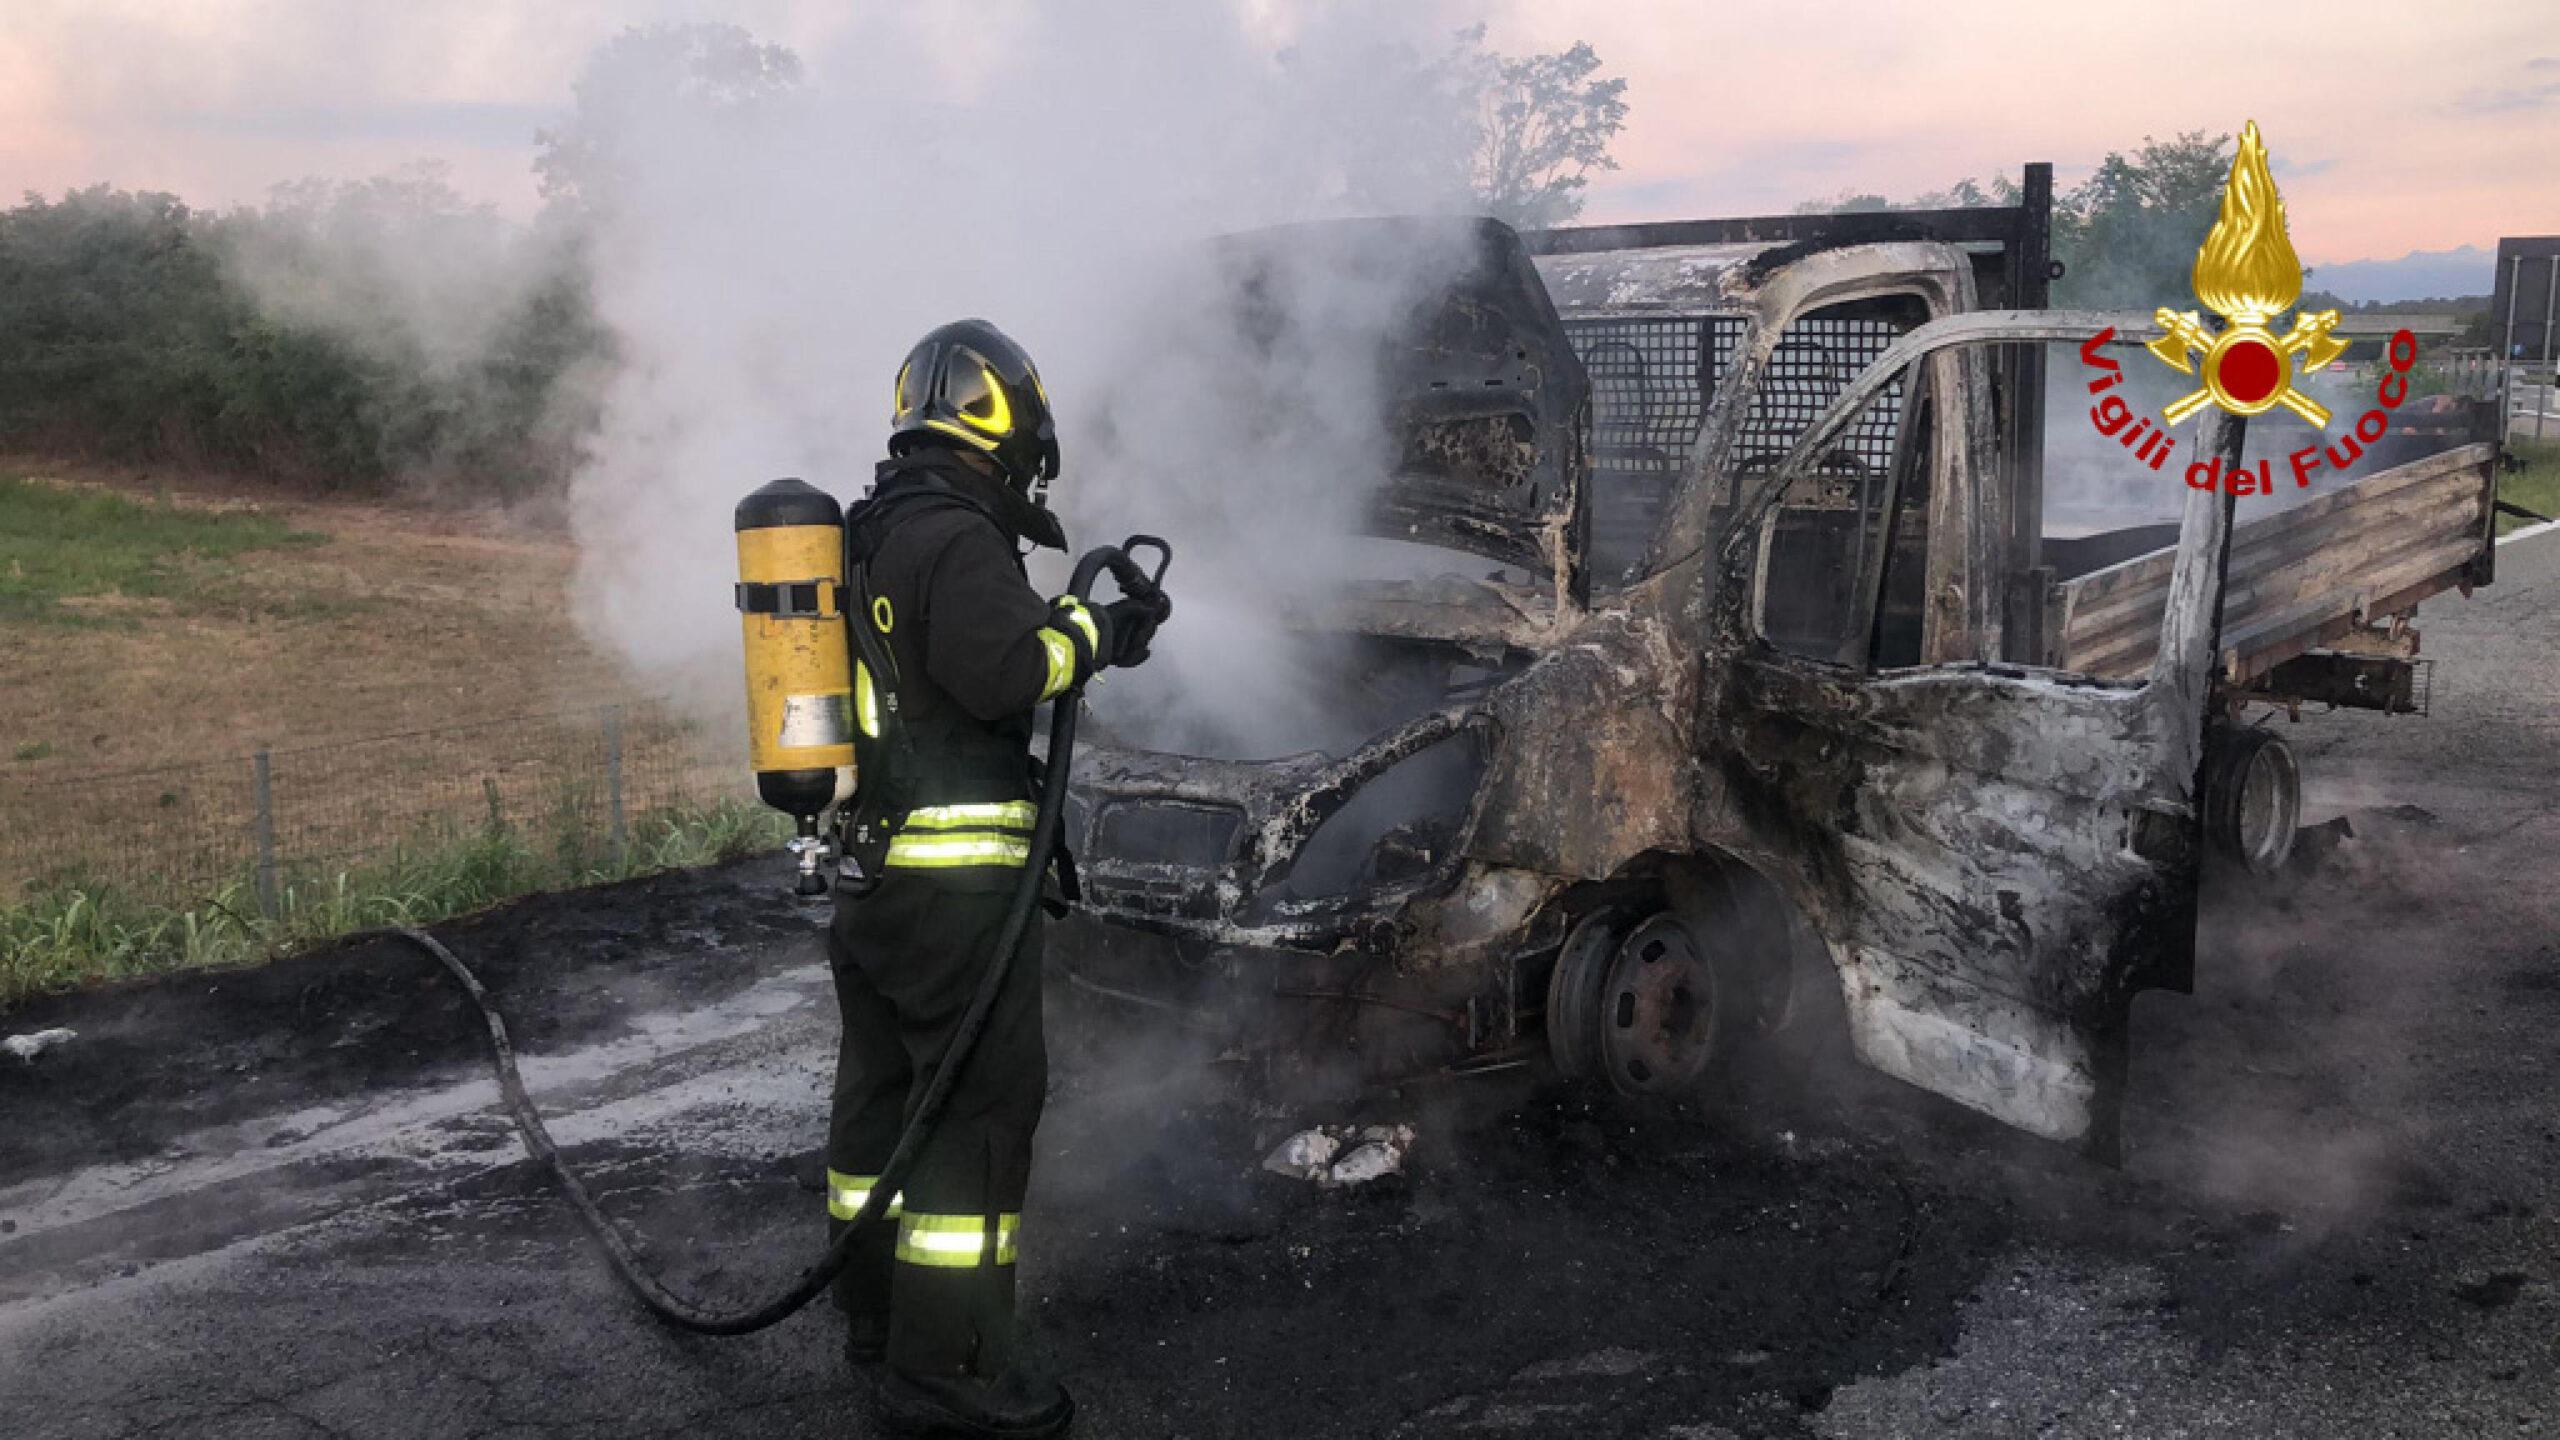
[553,7,1495,754]
[224,163,563,380]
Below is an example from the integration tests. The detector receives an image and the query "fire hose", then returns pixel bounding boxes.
[364,536,1168,1336]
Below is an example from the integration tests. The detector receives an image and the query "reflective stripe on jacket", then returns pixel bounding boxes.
[883,799,1038,871]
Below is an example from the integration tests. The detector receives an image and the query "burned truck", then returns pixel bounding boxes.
[1057,172,2502,1157]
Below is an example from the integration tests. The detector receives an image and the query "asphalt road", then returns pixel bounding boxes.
[2509,381,2560,439]
[4,535,2557,1440]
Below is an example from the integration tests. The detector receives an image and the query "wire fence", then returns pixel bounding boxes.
[0,701,753,908]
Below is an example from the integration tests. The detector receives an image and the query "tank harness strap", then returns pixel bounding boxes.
[734,579,840,618]
[838,484,1029,883]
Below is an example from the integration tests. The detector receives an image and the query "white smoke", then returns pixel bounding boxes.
[556,6,1496,752]
[223,162,563,380]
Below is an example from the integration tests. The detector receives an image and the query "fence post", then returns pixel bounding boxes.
[605,706,628,866]
[252,749,278,920]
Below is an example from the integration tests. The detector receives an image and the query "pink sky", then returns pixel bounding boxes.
[1,0,2551,267]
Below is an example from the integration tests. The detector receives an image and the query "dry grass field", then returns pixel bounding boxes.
[0,456,642,774]
[0,458,770,1004]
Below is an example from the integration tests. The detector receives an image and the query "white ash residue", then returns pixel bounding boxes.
[1261,1123,1415,1188]
[4,1028,75,1063]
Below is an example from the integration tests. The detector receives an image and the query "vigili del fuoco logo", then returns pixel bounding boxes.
[2077,120,2423,496]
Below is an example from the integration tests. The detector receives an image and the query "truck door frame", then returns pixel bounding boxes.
[1698,308,2247,1153]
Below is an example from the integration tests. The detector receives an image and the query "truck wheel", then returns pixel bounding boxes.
[2203,726,2301,876]
[1545,908,1628,1080]
[1596,913,1726,1094]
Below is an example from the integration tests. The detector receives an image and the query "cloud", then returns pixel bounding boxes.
[0,0,767,207]
[1495,0,2559,262]
[2449,80,2560,116]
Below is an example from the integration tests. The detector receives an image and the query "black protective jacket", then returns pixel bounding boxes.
[843,448,1092,884]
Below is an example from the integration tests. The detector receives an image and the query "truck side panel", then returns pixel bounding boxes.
[2053,442,2498,682]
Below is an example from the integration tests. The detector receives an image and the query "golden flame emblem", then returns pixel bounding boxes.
[2145,121,2347,426]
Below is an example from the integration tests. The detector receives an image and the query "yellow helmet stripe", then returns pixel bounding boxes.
[959,359,1014,437]
[919,417,1000,452]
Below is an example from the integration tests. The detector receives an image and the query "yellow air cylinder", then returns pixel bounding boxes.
[734,478,855,826]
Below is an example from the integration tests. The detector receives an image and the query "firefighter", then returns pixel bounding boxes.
[827,318,1165,1439]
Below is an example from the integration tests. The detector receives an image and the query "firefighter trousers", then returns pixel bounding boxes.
[826,876,1048,1379]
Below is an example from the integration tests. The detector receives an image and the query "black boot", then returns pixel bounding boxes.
[845,1310,890,1366]
[873,1366,1073,1440]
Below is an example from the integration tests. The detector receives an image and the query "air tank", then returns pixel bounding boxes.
[734,477,854,890]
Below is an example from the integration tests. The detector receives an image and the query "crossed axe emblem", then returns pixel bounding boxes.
[2146,307,2349,427]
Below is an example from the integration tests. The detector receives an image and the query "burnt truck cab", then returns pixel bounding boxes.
[1059,188,2498,1157]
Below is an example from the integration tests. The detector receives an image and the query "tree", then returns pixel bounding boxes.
[1454,30,1630,230]
[534,24,803,214]
[0,190,205,456]
[2051,131,2230,308]
[0,180,604,496]
[1792,192,1893,215]
[1793,176,2015,217]
[1787,132,2232,309]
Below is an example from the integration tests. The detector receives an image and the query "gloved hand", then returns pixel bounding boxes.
[1102,590,1172,668]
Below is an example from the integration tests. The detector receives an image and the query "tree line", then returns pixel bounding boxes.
[0,177,603,498]
[1799,132,2490,339]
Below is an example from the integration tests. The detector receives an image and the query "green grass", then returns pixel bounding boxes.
[0,799,789,1009]
[2498,440,2560,536]
[0,475,324,623]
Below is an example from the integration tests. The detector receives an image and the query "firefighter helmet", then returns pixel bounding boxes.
[888,319,1060,493]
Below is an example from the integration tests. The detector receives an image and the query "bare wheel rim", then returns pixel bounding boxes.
[1598,913,1721,1094]
[2235,735,2301,874]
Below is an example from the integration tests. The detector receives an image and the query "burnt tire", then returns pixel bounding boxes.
[2203,726,2301,877]
[1703,869,1815,1043]
[1545,909,1629,1081]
